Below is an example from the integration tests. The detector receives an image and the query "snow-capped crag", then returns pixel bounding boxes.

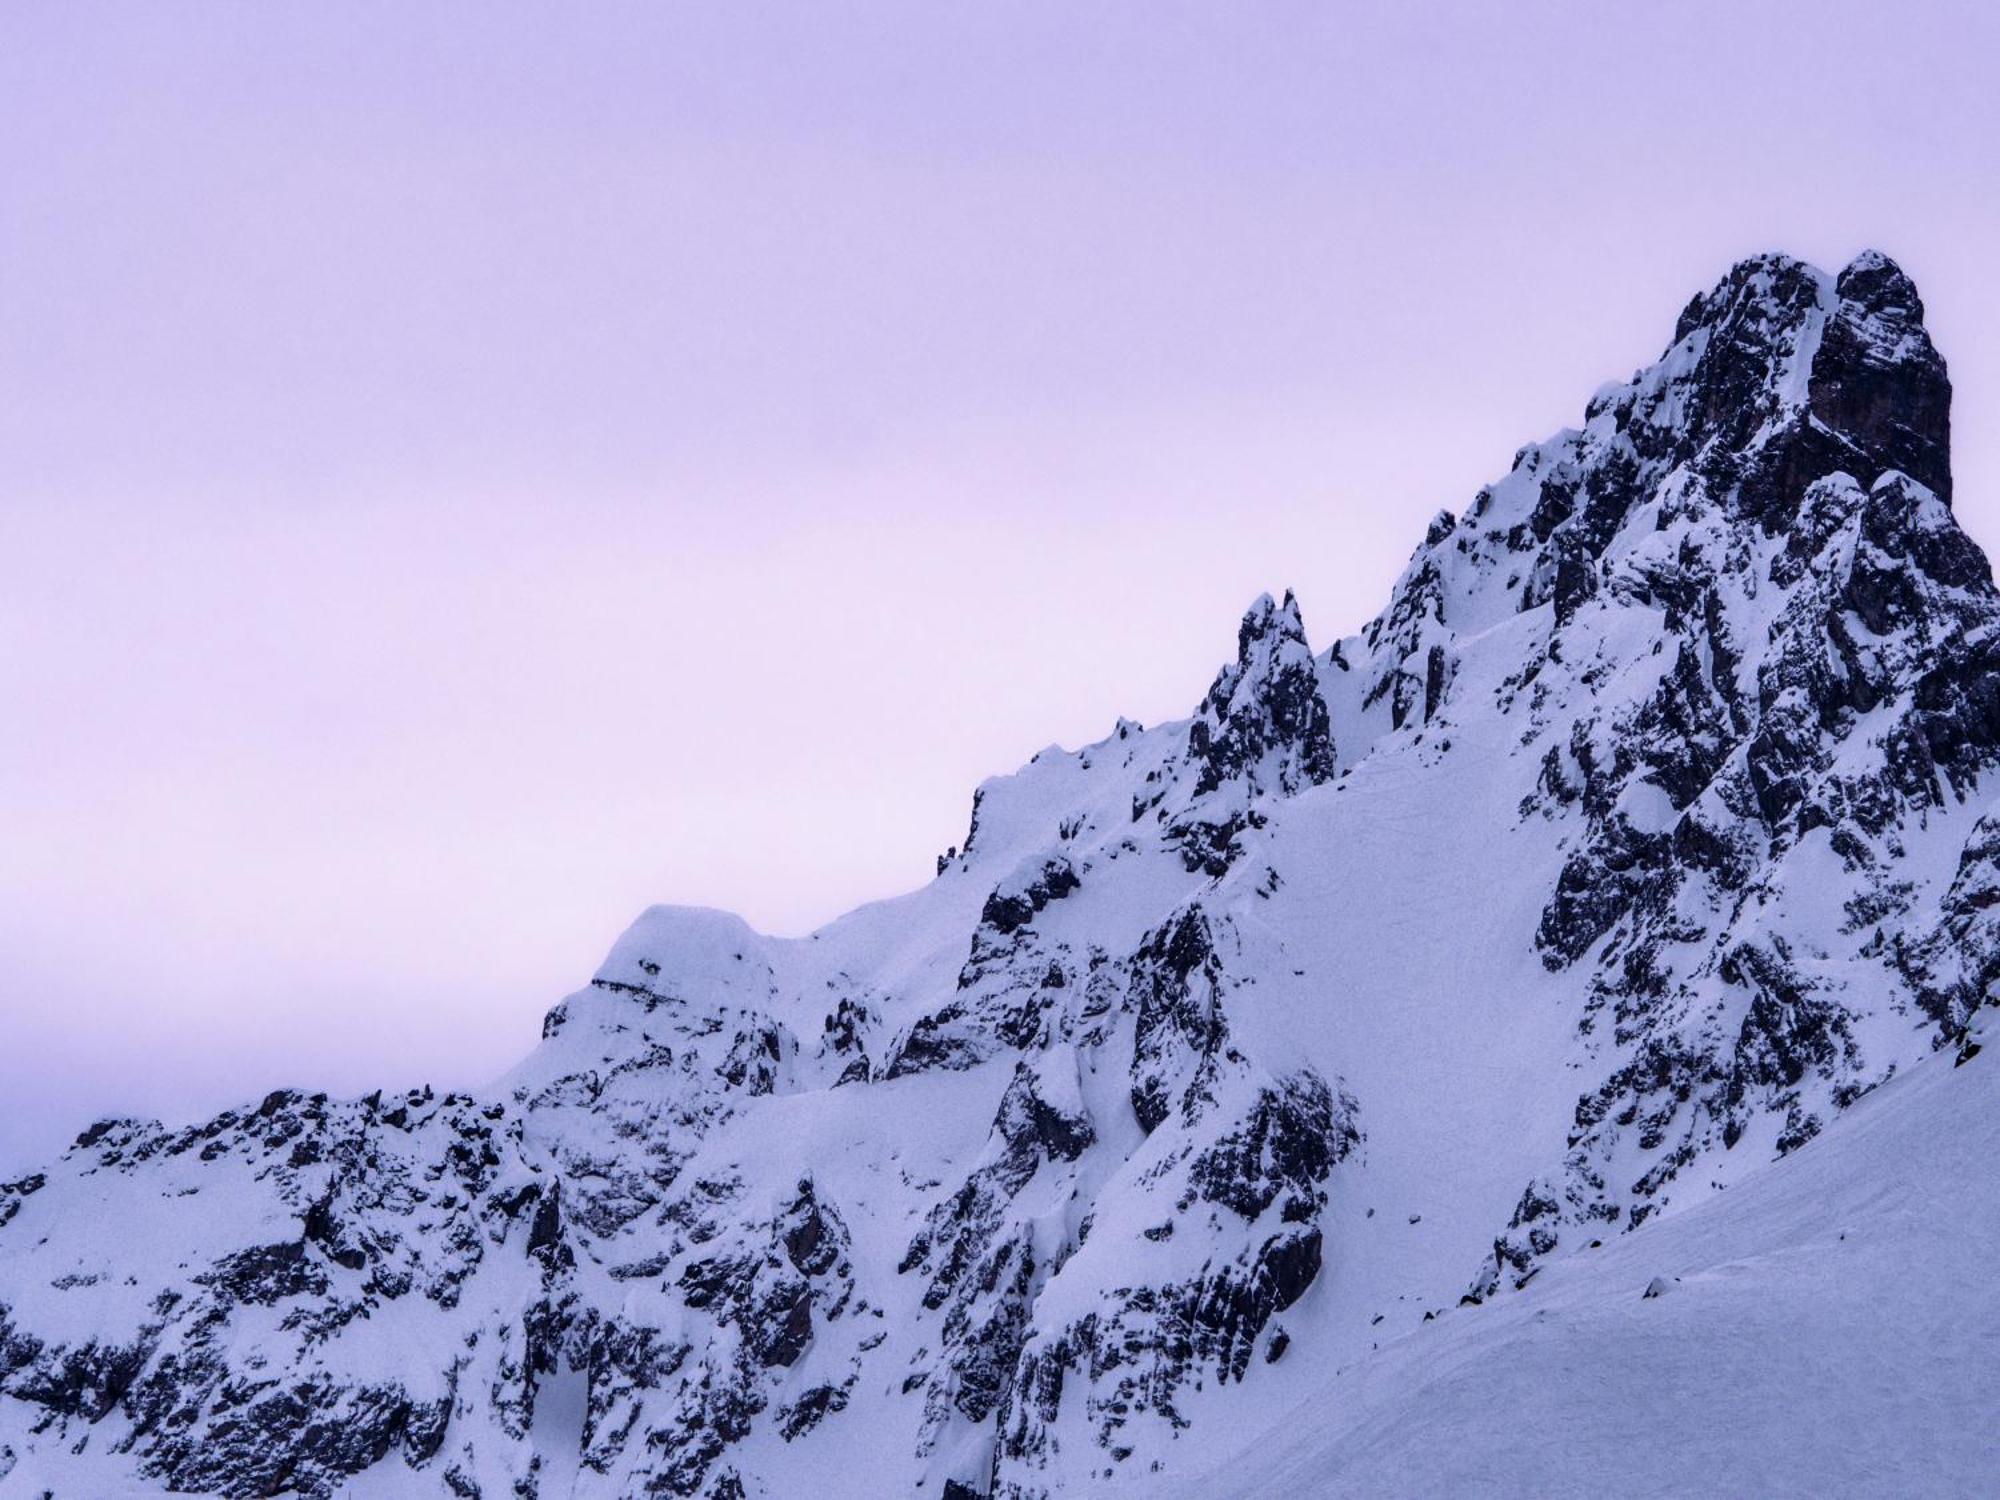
[5,250,1998,1498]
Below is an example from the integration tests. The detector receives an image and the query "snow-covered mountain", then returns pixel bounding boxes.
[6,249,1999,1498]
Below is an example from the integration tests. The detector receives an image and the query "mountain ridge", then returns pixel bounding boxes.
[5,248,1997,1498]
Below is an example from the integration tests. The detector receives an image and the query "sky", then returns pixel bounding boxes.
[4,1,1998,1171]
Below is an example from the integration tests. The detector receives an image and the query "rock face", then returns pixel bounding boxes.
[2,250,1994,1497]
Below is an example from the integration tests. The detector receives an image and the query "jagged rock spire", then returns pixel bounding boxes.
[1640,248,1952,525]
[1188,590,1337,799]
[1816,250,1951,501]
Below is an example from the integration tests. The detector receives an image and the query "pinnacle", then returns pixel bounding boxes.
[1836,249,1923,320]
[1235,590,1310,662]
[1668,250,1824,350]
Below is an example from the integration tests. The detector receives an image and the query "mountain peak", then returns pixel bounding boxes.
[1667,250,1825,349]
[1836,248,1923,314]
[1567,250,1950,534]
[1231,589,1308,661]
[1817,248,1951,501]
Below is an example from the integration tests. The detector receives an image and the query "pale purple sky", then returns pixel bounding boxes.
[5,2,1998,1170]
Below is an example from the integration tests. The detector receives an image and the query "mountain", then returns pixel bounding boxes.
[5,249,1998,1499]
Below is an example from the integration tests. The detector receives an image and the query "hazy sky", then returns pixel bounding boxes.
[5,2,1998,1171]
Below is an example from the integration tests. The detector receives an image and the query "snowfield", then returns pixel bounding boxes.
[1170,1038,2000,1498]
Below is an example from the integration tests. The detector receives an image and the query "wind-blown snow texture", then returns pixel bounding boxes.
[6,251,1999,1497]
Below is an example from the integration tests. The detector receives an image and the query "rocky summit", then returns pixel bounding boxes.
[6,251,2000,1498]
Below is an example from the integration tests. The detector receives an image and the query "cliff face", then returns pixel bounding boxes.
[4,251,1995,1499]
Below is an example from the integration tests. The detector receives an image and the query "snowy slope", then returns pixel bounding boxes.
[1165,1038,2000,1499]
[4,249,1997,1498]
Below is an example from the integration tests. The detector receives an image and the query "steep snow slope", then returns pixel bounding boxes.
[4,249,1997,1498]
[1165,1039,2000,1499]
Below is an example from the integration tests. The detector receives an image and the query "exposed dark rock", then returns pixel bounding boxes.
[1189,1071,1360,1221]
[1129,906,1229,1133]
[980,858,1082,935]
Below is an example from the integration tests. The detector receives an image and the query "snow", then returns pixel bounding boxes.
[1165,1044,2000,1498]
[528,1358,590,1498]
